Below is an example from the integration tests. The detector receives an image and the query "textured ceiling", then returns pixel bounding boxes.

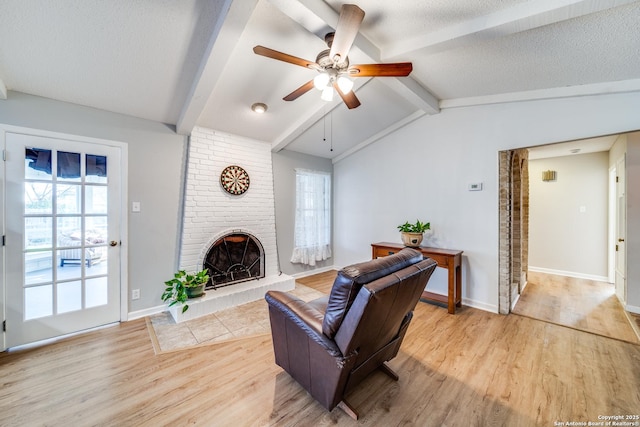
[528,135,619,160]
[1,0,639,160]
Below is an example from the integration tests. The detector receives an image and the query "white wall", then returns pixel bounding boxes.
[272,150,333,276]
[332,91,640,313]
[626,132,640,312]
[528,152,609,280]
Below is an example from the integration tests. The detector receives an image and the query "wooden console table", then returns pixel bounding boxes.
[371,242,463,314]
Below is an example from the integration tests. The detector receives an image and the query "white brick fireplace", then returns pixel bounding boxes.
[173,126,294,322]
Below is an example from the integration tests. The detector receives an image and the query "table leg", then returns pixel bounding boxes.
[447,263,455,314]
[455,264,462,308]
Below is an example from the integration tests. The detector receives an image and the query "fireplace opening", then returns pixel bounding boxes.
[203,232,265,290]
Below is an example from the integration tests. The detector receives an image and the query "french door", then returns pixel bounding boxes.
[5,131,122,348]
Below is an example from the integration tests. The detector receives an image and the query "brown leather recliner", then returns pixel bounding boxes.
[265,248,437,419]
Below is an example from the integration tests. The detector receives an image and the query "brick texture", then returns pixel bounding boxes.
[178,127,279,277]
[498,149,529,314]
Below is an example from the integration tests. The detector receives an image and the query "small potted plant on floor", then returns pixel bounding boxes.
[161,269,210,313]
[397,219,431,248]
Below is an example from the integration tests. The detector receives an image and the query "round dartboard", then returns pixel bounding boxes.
[220,165,250,195]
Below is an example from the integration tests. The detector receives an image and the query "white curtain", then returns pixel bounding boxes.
[290,169,332,266]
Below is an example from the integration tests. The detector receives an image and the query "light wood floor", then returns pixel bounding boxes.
[513,271,640,344]
[1,271,640,426]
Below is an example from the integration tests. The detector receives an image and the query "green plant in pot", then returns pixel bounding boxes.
[161,269,210,313]
[397,220,431,248]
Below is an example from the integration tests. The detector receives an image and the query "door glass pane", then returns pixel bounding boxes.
[25,148,52,179]
[57,249,83,280]
[86,277,108,308]
[57,151,81,181]
[25,217,52,250]
[25,285,53,320]
[57,216,82,246]
[85,186,107,214]
[57,281,82,314]
[86,248,107,276]
[25,182,53,214]
[86,216,107,243]
[25,251,53,285]
[86,154,107,184]
[57,184,81,214]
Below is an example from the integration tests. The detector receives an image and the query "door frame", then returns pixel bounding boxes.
[1,124,129,351]
[608,166,617,283]
[613,154,627,303]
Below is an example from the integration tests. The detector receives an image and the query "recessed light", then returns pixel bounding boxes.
[251,102,267,113]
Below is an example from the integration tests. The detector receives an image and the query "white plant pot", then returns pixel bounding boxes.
[400,232,424,248]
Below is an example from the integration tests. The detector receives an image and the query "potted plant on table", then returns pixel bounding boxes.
[161,269,210,313]
[397,219,431,248]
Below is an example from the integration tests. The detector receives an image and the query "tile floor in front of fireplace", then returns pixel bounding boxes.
[147,283,326,354]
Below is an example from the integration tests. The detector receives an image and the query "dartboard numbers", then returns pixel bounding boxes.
[220,165,250,195]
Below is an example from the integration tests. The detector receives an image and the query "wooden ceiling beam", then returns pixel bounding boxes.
[176,0,258,136]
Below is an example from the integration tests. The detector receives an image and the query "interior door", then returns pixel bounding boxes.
[5,132,122,348]
[615,155,626,302]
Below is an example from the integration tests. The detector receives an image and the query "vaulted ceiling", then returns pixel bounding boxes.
[1,0,639,160]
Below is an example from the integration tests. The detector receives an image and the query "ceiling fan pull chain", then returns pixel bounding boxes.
[330,110,333,152]
[323,106,327,143]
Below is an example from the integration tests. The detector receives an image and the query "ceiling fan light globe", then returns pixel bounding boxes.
[321,86,334,101]
[337,76,354,94]
[313,73,330,90]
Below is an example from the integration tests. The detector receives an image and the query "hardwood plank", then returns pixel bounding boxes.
[295,270,337,294]
[513,271,640,344]
[0,270,639,426]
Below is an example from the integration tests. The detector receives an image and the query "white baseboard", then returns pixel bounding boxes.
[291,264,504,314]
[625,304,640,315]
[127,304,167,321]
[462,297,499,314]
[290,265,338,279]
[528,266,609,283]
[510,293,521,311]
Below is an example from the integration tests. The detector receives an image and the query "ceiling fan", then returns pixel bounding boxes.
[253,4,412,109]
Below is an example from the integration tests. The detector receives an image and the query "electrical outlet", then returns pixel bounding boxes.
[132,289,140,300]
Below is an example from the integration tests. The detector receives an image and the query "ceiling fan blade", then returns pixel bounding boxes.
[283,80,315,101]
[333,81,361,109]
[348,63,413,77]
[329,4,365,64]
[253,46,317,69]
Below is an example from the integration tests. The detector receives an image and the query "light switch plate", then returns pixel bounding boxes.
[132,201,141,212]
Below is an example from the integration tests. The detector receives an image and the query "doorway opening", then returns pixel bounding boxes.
[499,133,637,343]
[498,149,529,314]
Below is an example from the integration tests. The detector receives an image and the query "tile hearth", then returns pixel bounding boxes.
[168,274,295,323]
[147,282,326,353]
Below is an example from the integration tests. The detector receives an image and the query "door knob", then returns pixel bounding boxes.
[618,238,625,242]
[110,240,118,247]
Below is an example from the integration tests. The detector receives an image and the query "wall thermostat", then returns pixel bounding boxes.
[468,183,483,191]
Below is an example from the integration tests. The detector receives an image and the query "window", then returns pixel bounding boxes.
[290,169,331,266]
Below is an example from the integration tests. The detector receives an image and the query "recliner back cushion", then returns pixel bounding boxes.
[322,248,423,338]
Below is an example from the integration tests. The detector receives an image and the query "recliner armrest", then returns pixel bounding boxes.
[265,291,342,357]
